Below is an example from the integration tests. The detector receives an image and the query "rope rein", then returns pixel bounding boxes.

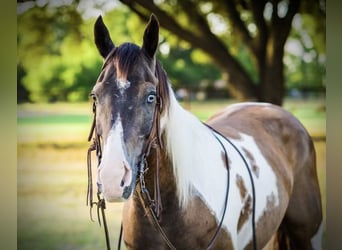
[87,102,111,250]
[203,123,257,250]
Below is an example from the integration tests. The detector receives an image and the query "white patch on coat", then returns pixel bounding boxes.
[116,78,131,95]
[97,115,132,202]
[231,133,279,248]
[164,91,279,249]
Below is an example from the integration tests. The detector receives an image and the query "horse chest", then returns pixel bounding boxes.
[122,195,235,249]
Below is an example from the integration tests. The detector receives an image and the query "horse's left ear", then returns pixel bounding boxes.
[94,15,115,59]
[142,14,159,59]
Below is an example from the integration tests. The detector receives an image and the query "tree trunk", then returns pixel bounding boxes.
[257,36,286,106]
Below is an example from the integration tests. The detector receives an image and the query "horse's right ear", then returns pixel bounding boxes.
[142,14,159,59]
[94,16,115,59]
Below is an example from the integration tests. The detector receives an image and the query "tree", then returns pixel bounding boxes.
[17,2,222,103]
[119,0,325,105]
[284,11,326,96]
[17,4,102,102]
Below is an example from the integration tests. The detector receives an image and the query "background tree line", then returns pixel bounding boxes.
[17,0,325,105]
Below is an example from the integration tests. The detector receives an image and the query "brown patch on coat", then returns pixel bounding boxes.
[206,112,242,140]
[237,194,252,232]
[236,174,252,232]
[221,151,232,169]
[236,174,247,201]
[242,147,260,178]
[250,192,280,248]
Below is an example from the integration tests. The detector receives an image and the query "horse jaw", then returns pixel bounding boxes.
[97,118,136,202]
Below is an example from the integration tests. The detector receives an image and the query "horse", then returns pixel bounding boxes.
[87,14,323,250]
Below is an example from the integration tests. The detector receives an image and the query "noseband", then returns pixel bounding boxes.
[86,63,257,250]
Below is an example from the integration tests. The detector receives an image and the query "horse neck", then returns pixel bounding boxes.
[124,89,233,248]
[142,86,228,209]
[161,91,227,208]
[142,89,215,206]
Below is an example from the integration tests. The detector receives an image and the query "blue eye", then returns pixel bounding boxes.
[147,94,156,104]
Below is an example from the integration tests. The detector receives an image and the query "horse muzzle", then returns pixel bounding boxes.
[97,156,136,202]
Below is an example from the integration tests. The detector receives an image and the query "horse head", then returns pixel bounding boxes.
[91,14,169,201]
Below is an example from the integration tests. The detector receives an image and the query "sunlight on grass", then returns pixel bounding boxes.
[18,145,126,250]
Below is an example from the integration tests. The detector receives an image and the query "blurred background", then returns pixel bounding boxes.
[17,0,326,249]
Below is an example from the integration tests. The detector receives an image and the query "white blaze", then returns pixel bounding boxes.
[97,115,132,202]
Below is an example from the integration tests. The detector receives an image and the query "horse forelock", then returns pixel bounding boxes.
[100,43,140,83]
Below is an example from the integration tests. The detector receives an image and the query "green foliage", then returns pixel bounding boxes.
[284,14,326,93]
[159,46,221,89]
[17,3,222,103]
[18,4,102,103]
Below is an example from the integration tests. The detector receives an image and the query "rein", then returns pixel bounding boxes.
[87,102,111,250]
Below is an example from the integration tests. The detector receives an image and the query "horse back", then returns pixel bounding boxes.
[206,102,314,180]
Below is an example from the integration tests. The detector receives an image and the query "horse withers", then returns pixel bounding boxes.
[88,14,323,250]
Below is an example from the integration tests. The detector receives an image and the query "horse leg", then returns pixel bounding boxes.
[280,143,323,250]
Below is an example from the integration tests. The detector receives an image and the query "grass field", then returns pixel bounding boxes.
[17,98,326,249]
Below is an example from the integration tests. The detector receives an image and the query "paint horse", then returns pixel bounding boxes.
[89,14,322,250]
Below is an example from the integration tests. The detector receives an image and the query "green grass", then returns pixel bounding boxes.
[17,98,326,249]
[17,145,125,250]
[19,114,91,124]
[17,98,325,144]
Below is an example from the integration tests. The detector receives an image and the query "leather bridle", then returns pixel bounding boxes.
[86,70,257,250]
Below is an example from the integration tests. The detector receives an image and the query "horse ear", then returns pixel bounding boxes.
[94,15,115,58]
[142,14,159,59]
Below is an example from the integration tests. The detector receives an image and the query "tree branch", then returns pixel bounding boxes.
[177,0,212,37]
[120,0,258,99]
[273,0,300,47]
[120,0,203,46]
[223,0,255,53]
[120,0,240,70]
[250,1,268,50]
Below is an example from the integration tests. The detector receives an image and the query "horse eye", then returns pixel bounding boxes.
[147,94,156,104]
[90,93,96,101]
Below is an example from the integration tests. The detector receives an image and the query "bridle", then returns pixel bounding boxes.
[86,62,257,250]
